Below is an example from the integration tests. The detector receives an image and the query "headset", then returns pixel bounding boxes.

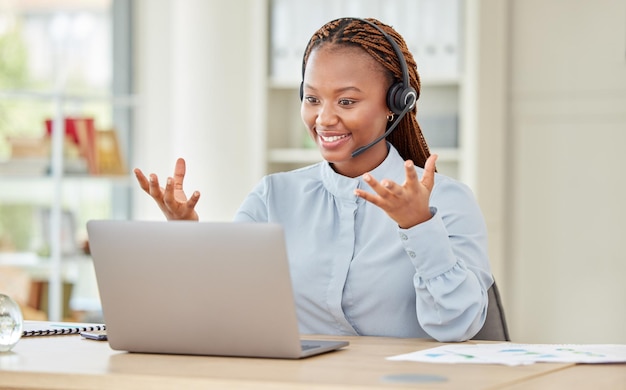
[299,17,418,158]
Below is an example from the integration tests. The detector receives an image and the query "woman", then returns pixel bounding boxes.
[134,18,493,342]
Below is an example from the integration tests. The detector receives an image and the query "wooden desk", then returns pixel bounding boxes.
[498,363,626,390]
[0,334,623,390]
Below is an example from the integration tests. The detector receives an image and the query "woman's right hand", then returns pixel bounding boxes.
[133,158,200,221]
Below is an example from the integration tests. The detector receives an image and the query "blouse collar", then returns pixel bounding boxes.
[320,143,405,200]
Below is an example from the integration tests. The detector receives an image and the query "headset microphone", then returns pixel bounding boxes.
[351,100,414,158]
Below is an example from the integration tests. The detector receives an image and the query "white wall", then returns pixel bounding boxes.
[504,0,626,343]
[463,0,509,289]
[439,0,626,343]
[131,0,266,221]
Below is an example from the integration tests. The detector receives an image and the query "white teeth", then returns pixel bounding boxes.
[320,134,347,142]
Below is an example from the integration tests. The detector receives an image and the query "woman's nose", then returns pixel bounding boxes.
[316,103,339,126]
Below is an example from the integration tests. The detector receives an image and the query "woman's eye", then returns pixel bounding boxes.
[305,96,319,104]
[338,99,355,106]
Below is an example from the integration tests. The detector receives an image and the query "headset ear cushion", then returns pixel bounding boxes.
[387,82,417,115]
[386,82,406,115]
[299,82,304,101]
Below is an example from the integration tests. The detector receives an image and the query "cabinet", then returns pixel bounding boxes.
[0,0,133,322]
[264,0,466,181]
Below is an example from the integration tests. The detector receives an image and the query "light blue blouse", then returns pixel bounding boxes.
[234,144,493,341]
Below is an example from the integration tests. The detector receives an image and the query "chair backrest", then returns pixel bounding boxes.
[471,279,511,341]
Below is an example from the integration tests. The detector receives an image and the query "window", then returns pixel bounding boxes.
[0,0,133,320]
[0,0,119,155]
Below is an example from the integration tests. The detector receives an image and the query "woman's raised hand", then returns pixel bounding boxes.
[134,158,200,221]
[354,154,438,229]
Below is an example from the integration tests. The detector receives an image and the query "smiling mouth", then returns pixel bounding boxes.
[319,134,349,142]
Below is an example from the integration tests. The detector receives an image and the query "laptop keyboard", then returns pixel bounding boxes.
[301,343,321,351]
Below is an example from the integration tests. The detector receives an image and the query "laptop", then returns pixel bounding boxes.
[86,220,348,359]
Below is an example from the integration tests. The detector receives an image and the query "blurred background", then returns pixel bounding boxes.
[0,0,624,344]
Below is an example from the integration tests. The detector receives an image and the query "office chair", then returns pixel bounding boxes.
[471,279,511,341]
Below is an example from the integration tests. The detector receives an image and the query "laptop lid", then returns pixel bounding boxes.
[86,220,348,359]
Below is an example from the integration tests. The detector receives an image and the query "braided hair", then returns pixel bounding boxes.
[302,18,431,168]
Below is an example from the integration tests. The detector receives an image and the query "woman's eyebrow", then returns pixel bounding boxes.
[302,84,363,94]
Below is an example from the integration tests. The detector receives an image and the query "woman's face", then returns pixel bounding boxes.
[301,45,391,177]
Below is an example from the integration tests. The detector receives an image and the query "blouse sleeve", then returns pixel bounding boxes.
[399,175,493,342]
[233,176,270,223]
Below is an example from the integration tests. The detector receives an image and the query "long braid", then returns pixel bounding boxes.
[302,18,431,168]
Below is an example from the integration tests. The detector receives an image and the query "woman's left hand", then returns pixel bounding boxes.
[355,154,438,229]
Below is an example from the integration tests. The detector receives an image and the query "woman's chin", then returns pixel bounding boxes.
[318,149,352,164]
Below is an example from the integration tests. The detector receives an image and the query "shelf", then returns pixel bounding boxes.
[0,0,134,322]
[0,252,101,313]
[0,93,134,321]
[0,159,132,181]
[0,172,133,183]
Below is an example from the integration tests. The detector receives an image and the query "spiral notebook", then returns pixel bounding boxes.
[22,320,106,337]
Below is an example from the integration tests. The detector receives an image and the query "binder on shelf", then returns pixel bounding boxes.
[95,129,126,175]
[44,117,97,174]
[270,0,299,83]
[414,0,460,80]
[437,0,460,78]
[43,117,127,176]
[74,118,98,175]
[22,320,106,337]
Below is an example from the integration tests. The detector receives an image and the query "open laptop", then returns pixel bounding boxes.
[86,220,348,359]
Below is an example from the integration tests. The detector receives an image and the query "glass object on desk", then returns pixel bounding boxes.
[0,293,23,352]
